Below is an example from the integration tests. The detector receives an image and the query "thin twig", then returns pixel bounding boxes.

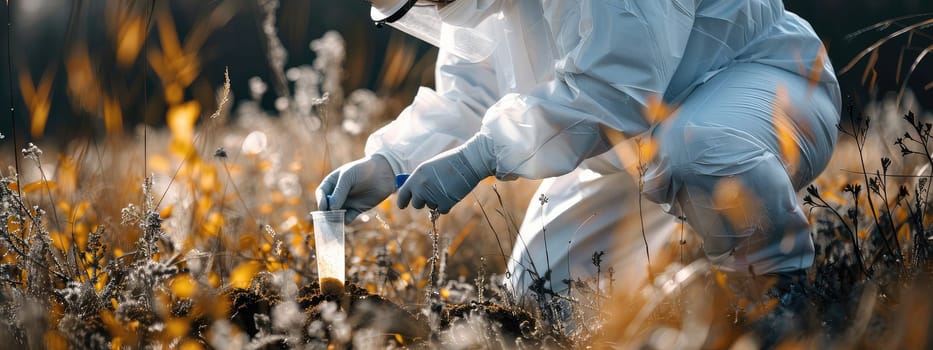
[539,194,553,293]
[144,0,155,181]
[841,17,933,74]
[635,138,652,271]
[472,193,510,270]
[6,0,21,195]
[805,187,871,277]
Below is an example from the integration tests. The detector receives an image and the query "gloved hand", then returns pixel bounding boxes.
[316,154,396,224]
[397,135,496,214]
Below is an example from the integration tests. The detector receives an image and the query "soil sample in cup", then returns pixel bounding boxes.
[311,210,346,297]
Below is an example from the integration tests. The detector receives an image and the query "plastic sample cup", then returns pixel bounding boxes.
[311,209,346,296]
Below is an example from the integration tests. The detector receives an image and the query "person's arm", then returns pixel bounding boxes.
[364,47,500,176]
[476,0,696,180]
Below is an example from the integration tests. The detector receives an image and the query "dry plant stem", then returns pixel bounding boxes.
[907,115,933,225]
[842,16,933,74]
[492,185,540,293]
[635,138,652,272]
[895,32,912,85]
[843,16,933,106]
[426,209,441,304]
[854,129,888,255]
[2,188,70,282]
[492,185,522,236]
[491,184,542,293]
[679,216,687,265]
[221,159,262,241]
[0,228,51,280]
[539,196,553,292]
[844,13,933,42]
[476,257,486,304]
[877,166,903,264]
[144,0,155,179]
[157,97,224,208]
[34,158,84,277]
[807,186,870,277]
[847,186,882,276]
[594,251,603,300]
[844,113,902,262]
[564,212,597,295]
[257,0,290,99]
[215,167,231,285]
[157,145,198,208]
[6,1,21,195]
[473,193,510,270]
[33,161,61,236]
[316,99,332,181]
[898,113,933,269]
[897,37,933,105]
[906,191,928,270]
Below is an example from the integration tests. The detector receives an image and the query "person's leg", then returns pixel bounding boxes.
[506,167,678,298]
[641,63,838,345]
[643,62,840,275]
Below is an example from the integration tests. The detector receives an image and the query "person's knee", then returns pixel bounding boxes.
[654,122,766,179]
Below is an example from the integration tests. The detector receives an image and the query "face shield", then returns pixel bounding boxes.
[371,0,496,63]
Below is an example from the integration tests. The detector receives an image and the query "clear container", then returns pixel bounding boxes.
[311,209,346,296]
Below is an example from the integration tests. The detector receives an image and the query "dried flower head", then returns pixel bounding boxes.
[214,147,228,159]
[22,142,42,161]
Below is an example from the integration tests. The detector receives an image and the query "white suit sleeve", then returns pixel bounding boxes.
[365,49,500,175]
[478,1,695,180]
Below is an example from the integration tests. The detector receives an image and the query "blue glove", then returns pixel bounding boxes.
[316,155,396,224]
[397,135,496,214]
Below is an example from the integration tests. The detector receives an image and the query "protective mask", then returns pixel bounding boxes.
[371,0,496,63]
[438,0,503,28]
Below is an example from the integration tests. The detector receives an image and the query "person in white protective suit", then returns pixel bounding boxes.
[316,0,840,300]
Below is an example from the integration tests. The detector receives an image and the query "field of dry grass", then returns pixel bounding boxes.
[0,1,931,349]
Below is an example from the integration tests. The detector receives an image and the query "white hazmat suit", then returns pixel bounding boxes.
[326,0,840,296]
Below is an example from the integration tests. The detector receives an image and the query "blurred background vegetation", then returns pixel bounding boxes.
[0,2,929,347]
[0,0,931,141]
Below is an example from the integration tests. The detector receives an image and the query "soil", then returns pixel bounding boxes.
[441,301,537,339]
[318,277,345,298]
[229,288,279,338]
[227,282,545,347]
[298,281,432,343]
[227,281,431,346]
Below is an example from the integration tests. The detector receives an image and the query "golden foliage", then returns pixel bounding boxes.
[57,155,79,195]
[771,86,801,177]
[21,180,57,194]
[149,13,201,103]
[203,212,224,236]
[644,95,676,124]
[116,16,146,67]
[712,177,763,233]
[160,205,174,219]
[65,45,102,112]
[168,101,202,158]
[179,339,204,350]
[229,261,261,289]
[18,67,55,138]
[808,46,827,90]
[171,274,198,299]
[164,318,190,339]
[103,96,124,136]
